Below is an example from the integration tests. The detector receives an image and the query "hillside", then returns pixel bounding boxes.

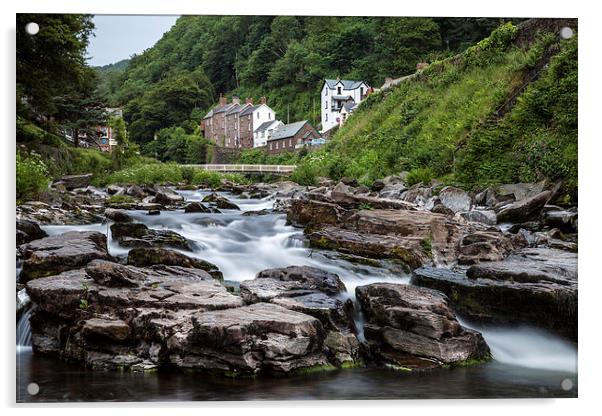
[285,19,577,199]
[98,16,514,144]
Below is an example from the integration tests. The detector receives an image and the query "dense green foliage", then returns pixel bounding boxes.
[16,152,50,203]
[102,163,248,187]
[17,14,95,117]
[98,16,511,144]
[266,23,577,197]
[142,126,211,164]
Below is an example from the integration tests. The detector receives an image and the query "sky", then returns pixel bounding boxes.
[86,15,179,67]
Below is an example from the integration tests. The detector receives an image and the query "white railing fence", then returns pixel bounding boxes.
[181,164,297,174]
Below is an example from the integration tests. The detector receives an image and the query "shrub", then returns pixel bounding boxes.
[290,163,318,186]
[107,194,136,204]
[16,152,49,203]
[103,162,183,186]
[406,167,433,186]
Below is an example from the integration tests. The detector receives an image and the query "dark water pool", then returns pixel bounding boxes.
[16,349,577,402]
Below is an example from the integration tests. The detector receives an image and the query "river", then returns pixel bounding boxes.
[16,189,578,402]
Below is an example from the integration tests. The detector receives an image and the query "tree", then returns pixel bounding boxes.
[17,14,94,118]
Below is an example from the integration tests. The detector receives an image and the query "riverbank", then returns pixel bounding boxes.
[16,174,577,400]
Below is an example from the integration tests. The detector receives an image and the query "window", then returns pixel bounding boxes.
[257,112,260,119]
[276,142,279,149]
[268,113,271,120]
[337,86,341,95]
[326,114,328,122]
[360,87,364,97]
[325,100,327,109]
[325,88,328,96]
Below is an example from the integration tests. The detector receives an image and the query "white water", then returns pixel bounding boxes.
[459,317,577,373]
[22,188,577,374]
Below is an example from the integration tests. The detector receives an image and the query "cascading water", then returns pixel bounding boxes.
[17,188,578,400]
[17,308,32,350]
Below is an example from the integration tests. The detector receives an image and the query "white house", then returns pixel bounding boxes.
[253,120,284,148]
[338,102,358,127]
[321,78,370,133]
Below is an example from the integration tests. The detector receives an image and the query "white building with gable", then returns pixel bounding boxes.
[320,78,370,133]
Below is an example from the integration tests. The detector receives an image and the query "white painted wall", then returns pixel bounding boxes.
[320,81,369,133]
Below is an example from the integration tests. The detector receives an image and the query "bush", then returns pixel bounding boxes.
[406,167,433,186]
[16,152,49,202]
[103,162,183,186]
[290,163,319,186]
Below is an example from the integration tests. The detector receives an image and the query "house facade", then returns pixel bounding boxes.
[202,96,278,149]
[254,120,283,148]
[321,78,370,133]
[267,120,321,154]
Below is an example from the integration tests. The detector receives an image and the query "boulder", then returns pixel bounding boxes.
[124,185,146,198]
[241,209,271,216]
[52,174,93,191]
[438,186,473,213]
[202,193,240,210]
[287,199,346,228]
[240,266,353,332]
[126,247,223,280]
[26,262,243,371]
[104,208,133,223]
[16,219,47,245]
[16,201,102,225]
[110,222,193,251]
[340,177,359,187]
[153,187,184,206]
[497,182,546,201]
[106,185,124,195]
[458,210,497,225]
[411,247,577,340]
[401,185,432,206]
[457,230,527,265]
[496,191,551,223]
[371,180,386,192]
[356,283,490,368]
[255,266,347,295]
[19,231,112,282]
[542,208,578,233]
[183,202,211,213]
[169,303,328,374]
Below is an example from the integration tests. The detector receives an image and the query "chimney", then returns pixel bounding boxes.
[260,96,267,105]
[219,94,227,106]
[232,95,240,105]
[245,97,254,105]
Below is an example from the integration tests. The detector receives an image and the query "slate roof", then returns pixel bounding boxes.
[203,109,213,119]
[268,120,309,141]
[341,102,358,112]
[255,120,280,133]
[240,104,261,116]
[226,104,244,115]
[324,79,366,90]
[213,104,235,114]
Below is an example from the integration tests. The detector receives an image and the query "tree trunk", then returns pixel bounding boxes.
[73,128,79,147]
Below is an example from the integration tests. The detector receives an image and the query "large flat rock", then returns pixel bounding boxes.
[19,231,112,282]
[170,302,328,374]
[356,283,490,368]
[411,248,577,340]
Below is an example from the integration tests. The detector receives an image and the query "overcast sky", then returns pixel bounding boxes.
[86,15,179,67]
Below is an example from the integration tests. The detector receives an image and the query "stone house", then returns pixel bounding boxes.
[267,120,321,154]
[202,96,278,149]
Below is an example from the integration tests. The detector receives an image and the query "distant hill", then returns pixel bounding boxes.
[94,59,130,106]
[94,16,515,144]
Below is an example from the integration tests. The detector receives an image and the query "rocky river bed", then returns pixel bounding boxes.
[16,175,578,401]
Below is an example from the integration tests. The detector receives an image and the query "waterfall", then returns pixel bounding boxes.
[17,308,32,350]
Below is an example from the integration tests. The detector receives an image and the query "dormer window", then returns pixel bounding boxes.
[337,86,341,95]
[360,87,364,97]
